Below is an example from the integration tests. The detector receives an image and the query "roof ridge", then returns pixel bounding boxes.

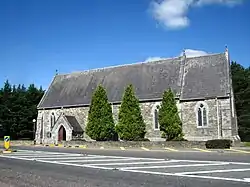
[57,56,181,76]
[186,52,224,59]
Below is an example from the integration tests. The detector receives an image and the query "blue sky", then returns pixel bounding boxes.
[1,0,249,89]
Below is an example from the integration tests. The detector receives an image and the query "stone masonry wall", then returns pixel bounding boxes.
[36,98,234,143]
[36,101,168,143]
[180,98,233,141]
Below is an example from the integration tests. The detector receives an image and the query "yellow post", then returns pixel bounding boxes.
[4,136,10,150]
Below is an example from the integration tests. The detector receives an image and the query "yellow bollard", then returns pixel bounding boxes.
[3,136,12,153]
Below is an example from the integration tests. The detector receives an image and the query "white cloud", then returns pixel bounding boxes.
[150,0,243,30]
[181,49,209,57]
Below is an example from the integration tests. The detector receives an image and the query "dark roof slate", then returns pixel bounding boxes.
[38,57,183,108]
[180,53,230,99]
[65,115,83,133]
[37,52,230,109]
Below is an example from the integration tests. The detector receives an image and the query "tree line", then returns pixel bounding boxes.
[0,81,44,139]
[0,61,249,141]
[231,62,250,141]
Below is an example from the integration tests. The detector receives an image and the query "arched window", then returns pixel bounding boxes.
[152,104,160,130]
[50,113,55,129]
[196,102,208,127]
[154,109,159,130]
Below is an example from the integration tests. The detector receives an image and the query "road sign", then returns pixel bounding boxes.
[4,136,10,150]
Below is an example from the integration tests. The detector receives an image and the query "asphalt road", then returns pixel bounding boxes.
[0,146,249,187]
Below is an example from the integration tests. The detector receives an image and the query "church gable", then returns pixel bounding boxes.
[52,113,73,133]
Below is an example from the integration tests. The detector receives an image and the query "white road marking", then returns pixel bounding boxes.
[244,178,250,182]
[173,159,250,165]
[88,160,179,166]
[12,150,72,155]
[60,158,159,163]
[12,154,83,158]
[1,150,250,183]
[36,155,110,160]
[120,169,250,183]
[119,163,228,170]
[176,168,250,175]
[34,159,114,170]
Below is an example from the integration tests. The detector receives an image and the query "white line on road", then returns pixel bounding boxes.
[59,158,160,163]
[12,154,84,158]
[176,168,250,175]
[36,155,110,160]
[119,169,250,183]
[119,163,229,170]
[1,153,250,183]
[88,160,179,166]
[13,150,74,155]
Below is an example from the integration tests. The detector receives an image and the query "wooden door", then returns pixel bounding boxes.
[58,126,66,141]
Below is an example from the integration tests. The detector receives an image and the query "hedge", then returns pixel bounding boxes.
[205,139,232,149]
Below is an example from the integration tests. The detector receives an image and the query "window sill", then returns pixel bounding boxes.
[197,126,210,129]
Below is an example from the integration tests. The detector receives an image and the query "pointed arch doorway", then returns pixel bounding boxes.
[58,125,66,141]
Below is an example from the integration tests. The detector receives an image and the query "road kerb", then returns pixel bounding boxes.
[193,148,211,152]
[164,147,178,152]
[100,147,104,149]
[141,147,150,151]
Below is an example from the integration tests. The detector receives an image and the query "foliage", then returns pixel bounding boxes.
[205,139,231,149]
[158,89,183,141]
[231,61,250,141]
[244,142,250,147]
[0,80,44,139]
[86,85,117,141]
[115,84,146,141]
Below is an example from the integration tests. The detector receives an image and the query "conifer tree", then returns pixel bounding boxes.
[86,85,116,141]
[116,84,146,141]
[158,89,183,140]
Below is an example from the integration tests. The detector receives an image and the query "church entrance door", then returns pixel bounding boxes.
[58,126,66,141]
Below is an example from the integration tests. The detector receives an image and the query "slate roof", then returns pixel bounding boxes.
[65,115,83,133]
[37,52,230,109]
[180,53,230,100]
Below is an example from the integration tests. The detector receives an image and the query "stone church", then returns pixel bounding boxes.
[35,48,240,144]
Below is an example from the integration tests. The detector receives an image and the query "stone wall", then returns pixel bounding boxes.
[0,140,206,149]
[63,140,207,149]
[180,98,234,141]
[0,139,244,148]
[36,101,166,143]
[36,97,237,143]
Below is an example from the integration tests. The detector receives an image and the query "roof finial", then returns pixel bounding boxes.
[182,49,186,57]
[55,69,58,75]
[225,45,228,52]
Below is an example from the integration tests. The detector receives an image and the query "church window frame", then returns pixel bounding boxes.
[195,101,209,128]
[50,112,56,129]
[152,103,160,130]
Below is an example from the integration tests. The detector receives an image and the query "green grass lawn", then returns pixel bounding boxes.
[244,142,250,147]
